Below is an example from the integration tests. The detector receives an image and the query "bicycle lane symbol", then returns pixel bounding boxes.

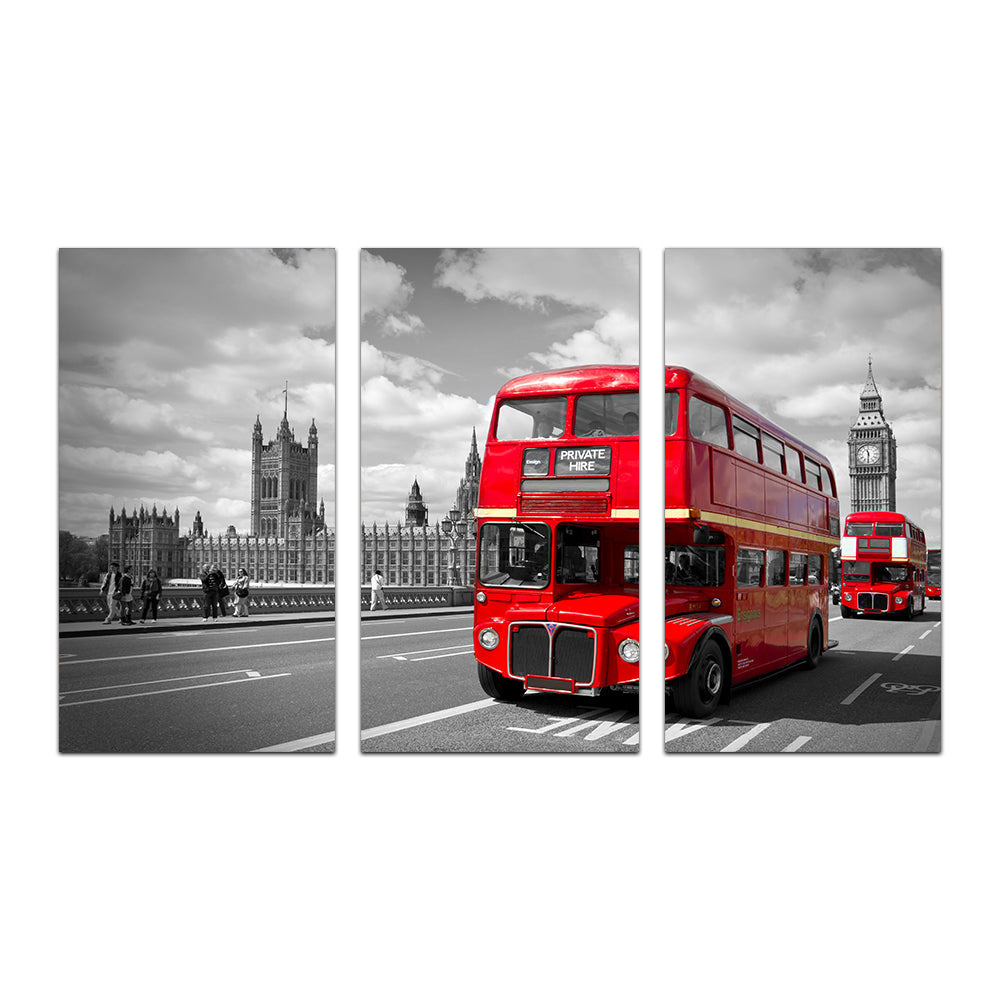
[881,682,941,696]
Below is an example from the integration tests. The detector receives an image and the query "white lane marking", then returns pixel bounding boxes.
[893,645,915,662]
[721,723,770,752]
[842,672,882,705]
[508,709,606,734]
[361,626,469,641]
[361,698,496,741]
[409,650,474,662]
[61,635,336,667]
[303,623,336,629]
[933,621,942,628]
[253,731,336,752]
[622,731,639,746]
[245,670,261,678]
[914,718,941,753]
[60,667,268,696]
[829,615,843,622]
[59,653,77,659]
[375,644,471,659]
[553,711,638,741]
[920,629,933,640]
[782,736,812,753]
[59,673,291,707]
[664,717,721,744]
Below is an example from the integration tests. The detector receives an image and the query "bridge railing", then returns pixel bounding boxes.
[59,585,474,621]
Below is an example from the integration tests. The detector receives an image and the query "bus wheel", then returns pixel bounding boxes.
[803,621,823,670]
[477,662,525,702]
[905,599,915,621]
[841,607,855,619]
[673,640,724,718]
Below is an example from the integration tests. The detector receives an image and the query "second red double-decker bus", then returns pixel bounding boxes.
[473,366,639,699]
[663,367,840,718]
[927,547,941,599]
[840,511,927,618]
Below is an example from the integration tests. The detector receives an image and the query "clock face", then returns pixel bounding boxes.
[857,444,880,465]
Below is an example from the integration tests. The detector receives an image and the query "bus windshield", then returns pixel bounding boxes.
[572,392,639,437]
[875,564,908,583]
[495,398,567,440]
[842,560,871,582]
[928,550,941,585]
[478,523,551,587]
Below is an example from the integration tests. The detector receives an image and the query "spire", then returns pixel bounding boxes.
[309,417,318,439]
[861,354,880,400]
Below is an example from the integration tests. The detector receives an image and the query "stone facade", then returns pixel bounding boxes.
[847,358,898,513]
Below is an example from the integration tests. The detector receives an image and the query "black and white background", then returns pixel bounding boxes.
[6,2,991,998]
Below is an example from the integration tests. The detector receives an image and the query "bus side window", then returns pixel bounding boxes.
[762,432,784,473]
[820,466,836,496]
[807,552,823,585]
[786,446,803,482]
[766,549,786,586]
[737,548,764,587]
[789,552,807,585]
[689,396,729,448]
[733,415,761,463]
[804,457,822,491]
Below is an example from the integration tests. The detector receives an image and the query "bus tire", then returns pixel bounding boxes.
[477,662,525,702]
[803,620,823,670]
[841,607,855,619]
[673,639,725,718]
[905,599,914,621]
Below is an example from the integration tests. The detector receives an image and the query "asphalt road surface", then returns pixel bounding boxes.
[361,613,638,752]
[59,621,336,752]
[665,601,942,752]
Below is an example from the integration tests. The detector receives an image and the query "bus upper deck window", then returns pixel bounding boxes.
[820,466,836,496]
[689,396,728,447]
[733,415,761,462]
[762,431,784,472]
[804,457,822,490]
[495,398,567,441]
[786,446,803,482]
[875,522,904,537]
[846,521,873,536]
[572,392,640,438]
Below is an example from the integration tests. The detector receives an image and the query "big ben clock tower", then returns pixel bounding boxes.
[848,356,897,513]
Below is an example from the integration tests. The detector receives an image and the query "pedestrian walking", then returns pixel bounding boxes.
[139,569,162,623]
[211,563,229,617]
[119,565,135,625]
[370,568,387,611]
[199,562,219,621]
[232,568,251,618]
[100,562,122,623]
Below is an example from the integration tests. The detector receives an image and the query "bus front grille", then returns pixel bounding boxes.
[510,625,549,677]
[509,623,596,685]
[858,592,889,611]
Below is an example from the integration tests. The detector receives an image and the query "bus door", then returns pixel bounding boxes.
[734,547,767,676]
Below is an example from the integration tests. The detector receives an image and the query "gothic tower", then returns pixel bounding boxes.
[453,427,482,520]
[405,479,428,527]
[848,357,897,513]
[249,385,323,537]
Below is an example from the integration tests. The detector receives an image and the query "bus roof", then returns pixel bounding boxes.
[497,365,639,398]
[845,511,913,524]
[667,365,834,470]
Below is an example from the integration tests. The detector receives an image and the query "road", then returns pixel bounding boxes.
[361,613,639,752]
[59,621,336,752]
[665,602,942,752]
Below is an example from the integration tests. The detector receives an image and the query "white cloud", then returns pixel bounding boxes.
[361,250,428,336]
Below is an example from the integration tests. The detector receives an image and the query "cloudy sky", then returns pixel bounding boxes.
[663,249,942,546]
[59,249,336,538]
[361,248,639,523]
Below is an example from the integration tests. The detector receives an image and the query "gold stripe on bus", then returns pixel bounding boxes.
[611,508,640,519]
[475,508,517,518]
[697,509,837,547]
[665,508,699,519]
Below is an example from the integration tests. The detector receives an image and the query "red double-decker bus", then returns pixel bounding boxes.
[840,511,927,618]
[927,547,941,599]
[663,367,840,718]
[473,366,639,699]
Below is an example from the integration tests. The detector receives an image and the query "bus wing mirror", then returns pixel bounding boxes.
[693,524,709,545]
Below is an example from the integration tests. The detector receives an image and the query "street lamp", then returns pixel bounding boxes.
[441,507,464,585]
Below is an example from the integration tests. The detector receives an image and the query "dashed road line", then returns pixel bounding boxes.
[376,644,471,660]
[782,736,812,753]
[920,629,933,640]
[60,667,268,696]
[61,635,336,666]
[361,698,496,741]
[720,723,770,752]
[361,627,469,642]
[664,717,720,744]
[842,672,882,705]
[892,645,915,662]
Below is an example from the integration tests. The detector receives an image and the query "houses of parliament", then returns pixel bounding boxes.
[107,405,481,588]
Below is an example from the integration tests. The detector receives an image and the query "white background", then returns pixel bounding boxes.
[5,2,994,997]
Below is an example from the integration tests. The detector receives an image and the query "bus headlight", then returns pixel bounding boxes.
[843,593,852,602]
[895,595,905,605]
[618,638,640,663]
[478,628,499,650]
[476,591,486,604]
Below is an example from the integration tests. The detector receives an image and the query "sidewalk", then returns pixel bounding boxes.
[59,604,471,638]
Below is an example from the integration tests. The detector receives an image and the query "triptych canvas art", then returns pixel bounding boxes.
[58,248,942,754]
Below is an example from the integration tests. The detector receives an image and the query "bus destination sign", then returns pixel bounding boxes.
[554,446,612,476]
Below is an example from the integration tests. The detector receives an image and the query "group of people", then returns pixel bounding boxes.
[100,563,164,625]
[98,562,252,625]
